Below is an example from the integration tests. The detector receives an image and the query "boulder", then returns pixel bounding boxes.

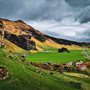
[58,47,70,53]
[0,66,8,80]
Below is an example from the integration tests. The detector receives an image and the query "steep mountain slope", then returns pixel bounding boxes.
[0,18,89,52]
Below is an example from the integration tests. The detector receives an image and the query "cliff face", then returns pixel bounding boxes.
[0,18,89,51]
[4,32,36,50]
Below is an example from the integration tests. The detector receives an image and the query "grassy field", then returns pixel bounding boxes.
[27,50,86,64]
[0,49,90,90]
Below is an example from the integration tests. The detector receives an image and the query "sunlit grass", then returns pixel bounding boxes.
[27,50,86,63]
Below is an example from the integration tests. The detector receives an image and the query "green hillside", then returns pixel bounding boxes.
[0,49,90,90]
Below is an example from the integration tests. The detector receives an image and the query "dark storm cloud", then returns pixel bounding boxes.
[0,0,73,20]
[0,0,24,19]
[0,0,90,42]
[65,0,90,7]
[77,6,90,23]
[0,0,90,20]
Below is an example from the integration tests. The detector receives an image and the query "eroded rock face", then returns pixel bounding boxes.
[29,29,47,42]
[5,31,36,50]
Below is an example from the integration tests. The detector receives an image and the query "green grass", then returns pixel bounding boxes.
[0,49,90,90]
[27,50,86,63]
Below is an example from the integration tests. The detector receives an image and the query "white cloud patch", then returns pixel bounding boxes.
[27,19,90,42]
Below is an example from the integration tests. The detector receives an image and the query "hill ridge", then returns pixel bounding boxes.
[0,18,89,51]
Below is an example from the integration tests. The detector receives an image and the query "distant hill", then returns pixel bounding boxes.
[0,18,89,52]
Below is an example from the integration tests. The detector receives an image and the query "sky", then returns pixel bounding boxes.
[0,0,90,42]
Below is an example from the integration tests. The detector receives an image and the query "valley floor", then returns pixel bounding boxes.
[0,49,90,90]
[27,50,86,63]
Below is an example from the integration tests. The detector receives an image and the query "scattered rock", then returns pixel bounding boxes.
[41,64,51,70]
[0,66,8,80]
